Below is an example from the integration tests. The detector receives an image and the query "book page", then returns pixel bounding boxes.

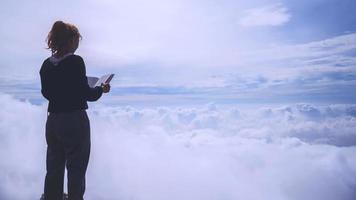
[87,77,99,88]
[94,74,115,87]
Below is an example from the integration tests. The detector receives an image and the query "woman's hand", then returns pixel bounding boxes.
[101,83,110,93]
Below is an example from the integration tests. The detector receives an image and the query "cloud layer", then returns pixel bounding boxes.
[0,93,356,200]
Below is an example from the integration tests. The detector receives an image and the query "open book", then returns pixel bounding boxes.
[87,74,115,88]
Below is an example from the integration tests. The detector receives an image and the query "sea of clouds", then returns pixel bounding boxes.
[0,92,356,200]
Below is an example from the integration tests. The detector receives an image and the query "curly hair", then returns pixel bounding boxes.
[46,21,82,56]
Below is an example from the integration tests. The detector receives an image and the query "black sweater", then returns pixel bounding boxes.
[40,54,103,113]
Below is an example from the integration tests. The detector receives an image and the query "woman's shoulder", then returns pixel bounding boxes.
[70,54,83,59]
[40,57,51,73]
[67,54,85,64]
[65,54,87,72]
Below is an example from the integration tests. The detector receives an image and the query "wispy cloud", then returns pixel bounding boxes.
[239,3,291,27]
[2,33,356,105]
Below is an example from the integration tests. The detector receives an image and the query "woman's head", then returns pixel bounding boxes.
[46,21,82,57]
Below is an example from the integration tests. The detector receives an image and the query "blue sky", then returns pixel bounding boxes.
[0,0,356,105]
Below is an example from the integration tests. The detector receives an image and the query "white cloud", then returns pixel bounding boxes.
[239,3,291,27]
[1,93,356,199]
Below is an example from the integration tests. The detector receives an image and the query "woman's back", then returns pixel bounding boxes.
[40,54,103,113]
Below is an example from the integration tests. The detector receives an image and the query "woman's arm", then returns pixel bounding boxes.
[39,63,53,101]
[75,56,104,102]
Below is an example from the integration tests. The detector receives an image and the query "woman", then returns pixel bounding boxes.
[39,21,110,200]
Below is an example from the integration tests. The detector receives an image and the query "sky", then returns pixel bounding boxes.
[1,1,356,200]
[0,0,356,105]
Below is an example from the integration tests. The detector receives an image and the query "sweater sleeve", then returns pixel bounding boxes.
[39,62,53,101]
[76,56,103,102]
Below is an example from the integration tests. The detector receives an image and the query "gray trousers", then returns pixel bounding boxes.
[44,110,90,200]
